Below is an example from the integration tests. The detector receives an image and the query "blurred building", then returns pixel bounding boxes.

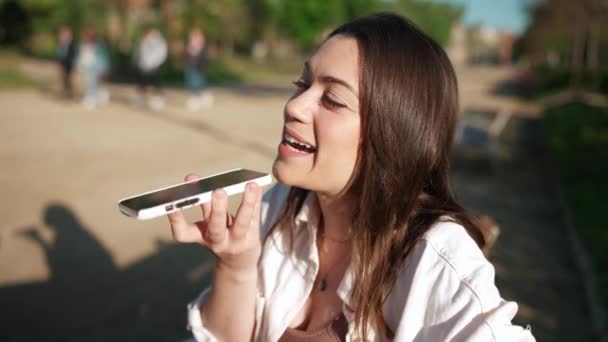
[466,26,519,65]
[447,22,468,66]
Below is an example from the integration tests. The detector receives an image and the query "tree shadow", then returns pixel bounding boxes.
[489,68,537,100]
[0,202,213,341]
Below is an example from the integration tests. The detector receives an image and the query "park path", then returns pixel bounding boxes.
[0,59,593,341]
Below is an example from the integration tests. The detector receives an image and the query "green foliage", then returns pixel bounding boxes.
[524,66,608,99]
[520,0,608,70]
[0,51,44,88]
[0,67,39,88]
[543,103,608,303]
[341,0,382,20]
[269,0,461,51]
[14,0,464,53]
[183,0,243,40]
[273,0,346,50]
[12,0,465,82]
[21,0,107,33]
[389,0,463,47]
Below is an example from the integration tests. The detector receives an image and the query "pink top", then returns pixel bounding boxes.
[278,314,348,342]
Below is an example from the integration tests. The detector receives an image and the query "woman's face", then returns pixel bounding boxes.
[273,35,361,196]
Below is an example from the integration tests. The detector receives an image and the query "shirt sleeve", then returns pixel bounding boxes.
[413,257,536,342]
[187,287,266,341]
[186,182,290,341]
[389,223,536,342]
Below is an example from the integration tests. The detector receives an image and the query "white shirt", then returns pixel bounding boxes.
[137,32,167,71]
[187,183,535,341]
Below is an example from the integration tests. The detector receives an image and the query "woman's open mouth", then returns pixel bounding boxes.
[279,129,317,156]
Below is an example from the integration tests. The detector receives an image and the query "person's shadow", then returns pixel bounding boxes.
[1,203,214,341]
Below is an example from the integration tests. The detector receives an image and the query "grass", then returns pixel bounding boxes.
[220,55,303,83]
[525,66,608,100]
[159,55,302,86]
[0,50,43,89]
[0,47,300,91]
[0,67,39,88]
[543,102,608,304]
[24,38,303,87]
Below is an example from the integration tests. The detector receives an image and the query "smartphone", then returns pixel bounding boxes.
[118,168,272,220]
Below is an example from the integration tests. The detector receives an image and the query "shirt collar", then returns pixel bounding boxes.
[294,190,320,228]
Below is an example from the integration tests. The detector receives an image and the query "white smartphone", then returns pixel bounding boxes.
[118,168,272,220]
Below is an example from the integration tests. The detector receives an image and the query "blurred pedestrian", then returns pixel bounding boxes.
[56,26,76,98]
[184,27,213,112]
[133,28,167,111]
[76,27,110,110]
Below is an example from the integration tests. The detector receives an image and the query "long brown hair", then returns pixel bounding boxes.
[266,13,484,340]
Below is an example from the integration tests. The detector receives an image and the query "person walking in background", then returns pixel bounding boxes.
[56,26,76,99]
[133,28,167,111]
[184,27,213,112]
[76,27,110,110]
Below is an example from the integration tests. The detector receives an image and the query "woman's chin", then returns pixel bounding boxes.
[272,160,303,187]
[272,161,290,185]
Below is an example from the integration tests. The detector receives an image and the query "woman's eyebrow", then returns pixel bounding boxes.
[304,61,358,96]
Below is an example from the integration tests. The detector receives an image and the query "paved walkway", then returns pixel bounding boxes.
[0,60,593,341]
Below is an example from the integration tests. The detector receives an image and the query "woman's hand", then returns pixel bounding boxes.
[168,174,263,273]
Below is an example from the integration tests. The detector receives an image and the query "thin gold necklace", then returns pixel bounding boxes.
[318,230,352,243]
[316,227,352,291]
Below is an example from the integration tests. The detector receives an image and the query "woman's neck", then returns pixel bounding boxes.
[315,191,353,240]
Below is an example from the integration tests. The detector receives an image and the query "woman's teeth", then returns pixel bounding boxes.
[283,133,316,153]
[285,143,306,153]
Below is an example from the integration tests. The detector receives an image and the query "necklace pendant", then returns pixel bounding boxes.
[318,279,327,291]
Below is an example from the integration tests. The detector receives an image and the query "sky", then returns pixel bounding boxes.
[434,0,533,34]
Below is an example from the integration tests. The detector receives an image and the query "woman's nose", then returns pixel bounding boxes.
[285,90,315,123]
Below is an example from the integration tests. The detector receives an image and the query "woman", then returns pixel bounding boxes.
[76,27,110,109]
[133,28,167,111]
[169,13,535,342]
[184,27,213,112]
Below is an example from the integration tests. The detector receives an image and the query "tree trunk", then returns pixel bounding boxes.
[571,21,585,87]
[586,17,600,71]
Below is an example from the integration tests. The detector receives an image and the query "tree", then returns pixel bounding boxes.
[0,0,31,47]
[521,0,608,86]
[273,0,345,51]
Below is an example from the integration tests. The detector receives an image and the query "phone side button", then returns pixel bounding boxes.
[176,198,199,209]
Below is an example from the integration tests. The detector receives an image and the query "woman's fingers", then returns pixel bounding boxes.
[182,173,209,219]
[250,185,263,229]
[231,183,260,240]
[184,173,199,183]
[205,188,228,244]
[168,210,203,244]
[201,201,211,220]
[171,174,263,252]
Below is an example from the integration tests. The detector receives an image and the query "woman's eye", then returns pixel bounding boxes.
[321,94,346,109]
[292,80,308,89]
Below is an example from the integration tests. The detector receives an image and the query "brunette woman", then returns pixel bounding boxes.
[169,13,535,342]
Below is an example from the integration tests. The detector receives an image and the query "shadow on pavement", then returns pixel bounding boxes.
[1,203,213,341]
